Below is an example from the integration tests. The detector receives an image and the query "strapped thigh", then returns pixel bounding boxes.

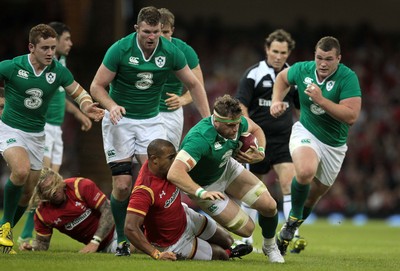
[241,181,267,206]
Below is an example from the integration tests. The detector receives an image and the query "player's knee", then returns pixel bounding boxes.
[296,167,316,183]
[109,162,134,197]
[11,167,30,184]
[214,226,234,249]
[254,193,277,217]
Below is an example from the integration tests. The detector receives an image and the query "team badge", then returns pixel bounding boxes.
[46,72,56,84]
[326,81,335,91]
[155,56,166,68]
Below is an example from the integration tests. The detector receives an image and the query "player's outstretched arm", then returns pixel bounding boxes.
[167,158,224,200]
[64,81,104,122]
[125,213,177,261]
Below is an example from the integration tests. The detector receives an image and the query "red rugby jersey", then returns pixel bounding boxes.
[35,177,114,250]
[127,160,186,247]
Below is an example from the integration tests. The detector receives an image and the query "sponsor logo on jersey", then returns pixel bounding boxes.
[6,138,17,145]
[155,56,166,68]
[214,142,222,150]
[258,99,290,108]
[46,72,56,84]
[303,77,313,86]
[107,149,116,158]
[326,80,335,91]
[24,88,43,109]
[301,139,311,144]
[17,69,29,79]
[65,208,92,230]
[310,103,325,115]
[164,187,180,208]
[262,80,272,88]
[53,218,62,225]
[129,56,139,65]
[159,190,166,198]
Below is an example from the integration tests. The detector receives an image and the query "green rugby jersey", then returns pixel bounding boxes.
[102,33,187,119]
[159,37,199,112]
[0,54,74,132]
[46,55,67,125]
[180,116,249,186]
[287,61,361,147]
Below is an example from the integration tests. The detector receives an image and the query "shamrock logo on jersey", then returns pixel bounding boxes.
[46,72,56,84]
[155,56,166,68]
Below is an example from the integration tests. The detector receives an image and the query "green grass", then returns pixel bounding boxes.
[2,214,400,271]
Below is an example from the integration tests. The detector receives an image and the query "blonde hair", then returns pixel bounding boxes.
[29,168,65,209]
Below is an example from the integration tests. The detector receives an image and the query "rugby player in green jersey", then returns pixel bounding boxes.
[17,21,93,251]
[0,24,104,254]
[270,36,362,255]
[90,6,210,256]
[167,95,285,263]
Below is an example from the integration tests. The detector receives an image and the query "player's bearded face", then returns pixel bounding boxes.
[215,121,240,139]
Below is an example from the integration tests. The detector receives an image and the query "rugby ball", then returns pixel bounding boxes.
[238,133,258,153]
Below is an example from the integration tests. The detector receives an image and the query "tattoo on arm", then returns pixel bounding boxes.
[94,200,114,239]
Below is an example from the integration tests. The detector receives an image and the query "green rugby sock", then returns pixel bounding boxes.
[0,179,23,226]
[289,177,310,220]
[111,194,129,243]
[20,209,35,239]
[258,212,279,239]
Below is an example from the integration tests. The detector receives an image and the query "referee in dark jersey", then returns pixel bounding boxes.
[235,29,306,254]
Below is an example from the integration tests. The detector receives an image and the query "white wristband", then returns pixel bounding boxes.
[91,235,102,245]
[195,187,206,198]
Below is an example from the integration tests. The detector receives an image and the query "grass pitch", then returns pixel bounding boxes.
[1,214,399,271]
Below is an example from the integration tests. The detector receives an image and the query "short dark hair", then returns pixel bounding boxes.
[265,29,295,51]
[147,138,175,157]
[137,6,161,26]
[29,24,57,45]
[316,36,341,55]
[213,94,242,119]
[159,8,175,27]
[48,21,70,38]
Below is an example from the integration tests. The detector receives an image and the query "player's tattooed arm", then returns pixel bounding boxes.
[94,200,114,239]
[32,235,51,251]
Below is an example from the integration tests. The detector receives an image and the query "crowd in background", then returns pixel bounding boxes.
[1,6,400,218]
[180,21,400,218]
